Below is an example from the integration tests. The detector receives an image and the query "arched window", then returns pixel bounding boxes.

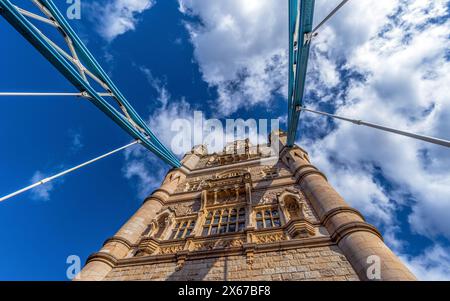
[169,219,195,240]
[255,207,281,229]
[202,207,246,236]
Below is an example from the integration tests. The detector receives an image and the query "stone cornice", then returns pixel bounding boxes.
[143,192,167,205]
[321,206,366,225]
[85,251,118,267]
[102,236,134,249]
[295,165,328,183]
[330,221,383,243]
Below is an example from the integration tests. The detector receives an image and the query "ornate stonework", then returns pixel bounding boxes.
[166,200,200,217]
[77,132,416,281]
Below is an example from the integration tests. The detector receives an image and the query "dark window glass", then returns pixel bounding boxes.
[257,220,264,229]
[274,219,281,227]
[265,218,272,228]
[202,208,246,235]
[175,223,180,228]
[170,231,177,240]
[182,221,188,227]
[190,221,196,227]
[202,227,209,236]
[238,222,245,231]
[272,210,279,217]
[265,210,271,216]
[185,229,192,236]
[176,230,184,239]
[256,212,262,218]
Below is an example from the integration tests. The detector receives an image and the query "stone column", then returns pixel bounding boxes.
[76,169,186,281]
[282,147,416,281]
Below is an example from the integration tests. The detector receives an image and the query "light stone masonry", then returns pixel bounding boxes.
[77,132,416,281]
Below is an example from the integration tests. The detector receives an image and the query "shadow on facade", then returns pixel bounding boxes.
[166,251,230,281]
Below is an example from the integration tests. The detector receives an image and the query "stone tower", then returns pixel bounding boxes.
[77,131,416,281]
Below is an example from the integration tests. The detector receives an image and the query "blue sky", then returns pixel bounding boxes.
[0,0,449,280]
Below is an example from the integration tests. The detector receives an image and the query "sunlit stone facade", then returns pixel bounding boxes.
[77,131,415,281]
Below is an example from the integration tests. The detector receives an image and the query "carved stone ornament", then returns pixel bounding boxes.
[252,187,285,205]
[253,232,286,244]
[167,200,200,217]
[193,238,244,251]
[158,244,184,255]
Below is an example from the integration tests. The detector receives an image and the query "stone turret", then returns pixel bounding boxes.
[76,169,186,281]
[280,145,416,280]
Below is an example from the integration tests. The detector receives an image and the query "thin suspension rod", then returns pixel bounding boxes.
[311,0,349,34]
[0,92,113,97]
[298,106,450,148]
[0,140,140,203]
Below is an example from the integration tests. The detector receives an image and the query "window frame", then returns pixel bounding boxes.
[254,206,282,230]
[169,218,196,240]
[202,206,247,236]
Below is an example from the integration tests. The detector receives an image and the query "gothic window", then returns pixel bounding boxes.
[202,207,246,236]
[255,207,281,229]
[169,219,196,240]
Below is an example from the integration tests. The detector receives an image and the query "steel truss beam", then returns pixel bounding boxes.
[287,0,350,146]
[287,0,315,146]
[0,0,181,167]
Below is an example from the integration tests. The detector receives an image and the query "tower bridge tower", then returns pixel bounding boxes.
[77,131,415,281]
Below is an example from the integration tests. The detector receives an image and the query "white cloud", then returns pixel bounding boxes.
[139,66,270,155]
[139,66,196,153]
[177,0,450,247]
[400,244,450,281]
[122,156,165,199]
[90,0,155,41]
[303,0,450,244]
[123,66,277,197]
[122,67,193,198]
[29,171,55,201]
[68,130,83,153]
[178,0,288,115]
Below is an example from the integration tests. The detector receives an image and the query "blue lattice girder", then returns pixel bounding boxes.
[0,0,181,167]
[287,0,315,146]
